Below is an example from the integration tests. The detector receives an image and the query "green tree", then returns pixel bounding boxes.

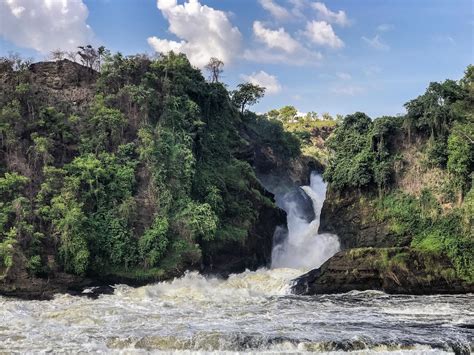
[232,83,265,114]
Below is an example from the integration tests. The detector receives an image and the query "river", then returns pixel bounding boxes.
[0,174,472,353]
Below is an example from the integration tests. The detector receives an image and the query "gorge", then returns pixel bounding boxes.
[0,169,472,354]
[0,54,472,354]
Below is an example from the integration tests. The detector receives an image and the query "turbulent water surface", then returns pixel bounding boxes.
[1,173,472,353]
[271,173,340,270]
[1,270,473,353]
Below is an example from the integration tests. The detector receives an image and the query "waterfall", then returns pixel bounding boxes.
[271,172,340,270]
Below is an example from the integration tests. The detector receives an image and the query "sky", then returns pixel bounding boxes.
[1,0,473,117]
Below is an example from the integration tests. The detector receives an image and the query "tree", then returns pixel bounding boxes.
[66,51,78,62]
[266,109,280,120]
[322,112,333,121]
[50,49,65,61]
[77,45,98,70]
[279,105,298,123]
[205,57,224,83]
[96,46,110,72]
[231,83,265,114]
[305,111,319,121]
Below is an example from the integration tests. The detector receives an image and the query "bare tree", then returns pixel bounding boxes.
[205,57,224,83]
[66,51,78,62]
[77,45,98,70]
[1,52,32,71]
[50,49,65,61]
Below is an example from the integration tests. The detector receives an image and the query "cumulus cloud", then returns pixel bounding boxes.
[241,70,282,94]
[253,21,300,53]
[305,21,344,48]
[148,0,242,68]
[312,2,350,27]
[362,34,390,51]
[0,0,94,53]
[258,0,291,20]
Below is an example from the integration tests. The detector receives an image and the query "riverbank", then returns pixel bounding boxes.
[1,269,472,354]
[292,248,474,295]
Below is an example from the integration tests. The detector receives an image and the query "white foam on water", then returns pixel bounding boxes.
[271,172,340,270]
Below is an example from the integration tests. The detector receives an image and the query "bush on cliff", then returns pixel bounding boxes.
[0,52,294,279]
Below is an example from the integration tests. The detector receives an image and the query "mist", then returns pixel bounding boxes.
[269,172,340,270]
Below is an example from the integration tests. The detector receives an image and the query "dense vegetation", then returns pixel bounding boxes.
[323,66,473,281]
[1,48,472,288]
[262,106,338,164]
[0,52,295,280]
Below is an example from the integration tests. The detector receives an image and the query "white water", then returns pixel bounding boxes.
[1,172,472,353]
[1,272,472,353]
[271,172,340,270]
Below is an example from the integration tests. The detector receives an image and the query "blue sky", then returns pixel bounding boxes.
[1,0,473,117]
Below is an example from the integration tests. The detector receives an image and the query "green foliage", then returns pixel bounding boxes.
[139,216,169,268]
[246,113,301,159]
[231,83,265,114]
[447,122,474,191]
[0,228,16,272]
[176,202,218,241]
[0,51,292,279]
[0,173,33,274]
[324,112,399,191]
[376,191,473,282]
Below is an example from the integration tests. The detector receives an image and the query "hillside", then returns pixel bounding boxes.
[0,55,300,298]
[295,66,474,294]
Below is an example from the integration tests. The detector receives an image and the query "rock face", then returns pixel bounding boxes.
[292,248,474,295]
[320,189,411,249]
[0,60,289,297]
[201,193,286,276]
[28,59,97,107]
[0,251,112,300]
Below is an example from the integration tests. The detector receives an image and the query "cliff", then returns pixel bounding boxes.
[298,70,473,294]
[292,248,474,295]
[0,55,290,298]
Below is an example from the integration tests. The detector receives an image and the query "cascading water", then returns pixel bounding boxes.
[271,172,340,270]
[1,173,472,353]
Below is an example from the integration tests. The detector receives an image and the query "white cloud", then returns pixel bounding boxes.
[241,70,282,94]
[362,34,390,51]
[147,37,184,53]
[377,23,394,32]
[311,2,350,27]
[243,48,322,66]
[331,85,365,96]
[253,21,300,53]
[336,72,351,80]
[305,21,344,48]
[288,0,306,18]
[0,0,94,53]
[148,0,242,68]
[258,0,291,20]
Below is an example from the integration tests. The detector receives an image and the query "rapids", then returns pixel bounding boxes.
[0,173,472,353]
[0,271,472,353]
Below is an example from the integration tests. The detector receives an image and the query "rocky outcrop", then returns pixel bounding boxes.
[292,248,474,295]
[0,59,289,298]
[0,250,115,300]
[0,59,97,113]
[240,121,324,187]
[320,189,411,249]
[201,189,286,276]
